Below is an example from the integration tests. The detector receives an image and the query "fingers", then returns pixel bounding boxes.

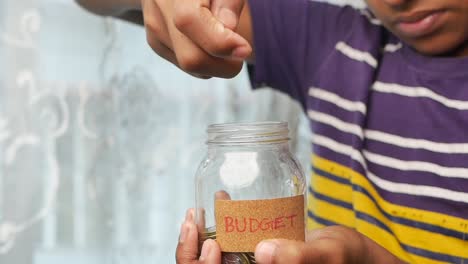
[173,39,244,78]
[255,239,306,264]
[145,33,212,79]
[143,0,178,64]
[142,0,249,78]
[173,0,251,59]
[255,238,347,264]
[143,0,173,48]
[177,209,222,264]
[211,0,245,30]
[199,239,222,263]
[158,0,245,77]
[176,209,200,264]
[197,191,230,234]
[146,30,178,65]
[215,190,231,200]
[254,226,372,264]
[196,208,207,235]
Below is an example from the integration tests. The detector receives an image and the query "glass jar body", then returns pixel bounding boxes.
[194,122,306,264]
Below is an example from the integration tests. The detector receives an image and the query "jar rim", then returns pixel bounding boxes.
[206,121,289,145]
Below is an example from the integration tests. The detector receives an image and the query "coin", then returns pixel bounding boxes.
[200,229,256,264]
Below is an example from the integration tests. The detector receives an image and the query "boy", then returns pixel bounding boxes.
[76,0,468,263]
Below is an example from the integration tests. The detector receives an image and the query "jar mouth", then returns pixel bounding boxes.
[206,121,289,145]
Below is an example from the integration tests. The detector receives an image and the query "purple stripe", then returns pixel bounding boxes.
[313,121,362,150]
[368,161,468,193]
[310,51,375,106]
[382,46,468,91]
[375,184,468,220]
[367,91,468,143]
[366,139,468,169]
[249,0,309,108]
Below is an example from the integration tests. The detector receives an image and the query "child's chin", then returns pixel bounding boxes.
[407,34,468,57]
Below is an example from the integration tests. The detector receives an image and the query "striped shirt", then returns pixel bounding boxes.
[248,0,468,263]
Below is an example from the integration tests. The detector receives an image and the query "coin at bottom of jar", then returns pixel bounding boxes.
[200,229,256,263]
[222,252,256,264]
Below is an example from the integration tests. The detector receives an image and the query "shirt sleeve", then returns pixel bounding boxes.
[247,0,360,109]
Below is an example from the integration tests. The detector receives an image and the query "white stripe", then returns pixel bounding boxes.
[335,42,378,68]
[373,81,468,110]
[308,88,367,114]
[363,150,468,180]
[359,9,382,25]
[310,0,365,9]
[383,43,402,53]
[309,105,468,155]
[365,129,468,154]
[313,133,468,203]
[312,134,366,168]
[308,110,363,139]
[367,172,468,203]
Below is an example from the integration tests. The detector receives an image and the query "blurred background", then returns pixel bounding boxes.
[0,0,363,263]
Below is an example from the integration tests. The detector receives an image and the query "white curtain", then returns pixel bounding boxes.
[0,0,362,263]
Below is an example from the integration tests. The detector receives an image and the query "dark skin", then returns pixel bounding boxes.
[75,0,468,262]
[365,0,468,57]
[176,209,404,264]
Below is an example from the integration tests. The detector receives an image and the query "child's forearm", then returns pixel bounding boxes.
[75,0,141,16]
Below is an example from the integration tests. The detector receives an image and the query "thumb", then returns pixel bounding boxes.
[254,239,340,264]
[211,0,245,30]
[255,240,305,264]
[199,239,222,263]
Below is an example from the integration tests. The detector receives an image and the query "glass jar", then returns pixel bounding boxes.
[195,122,306,264]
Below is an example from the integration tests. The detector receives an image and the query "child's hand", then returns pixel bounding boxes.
[253,226,405,264]
[141,0,252,79]
[176,209,405,264]
[176,209,222,264]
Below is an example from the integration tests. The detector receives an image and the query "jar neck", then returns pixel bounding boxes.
[207,141,290,152]
[206,122,290,147]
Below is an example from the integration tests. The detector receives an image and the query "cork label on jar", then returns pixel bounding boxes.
[215,195,305,252]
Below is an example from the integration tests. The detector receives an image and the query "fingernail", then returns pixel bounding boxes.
[199,239,213,261]
[179,223,189,243]
[255,241,278,264]
[185,209,194,222]
[232,46,250,60]
[218,8,238,29]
